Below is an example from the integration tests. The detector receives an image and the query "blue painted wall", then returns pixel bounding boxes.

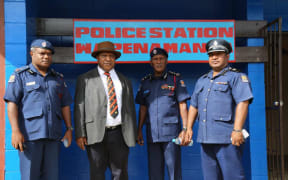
[5,0,287,179]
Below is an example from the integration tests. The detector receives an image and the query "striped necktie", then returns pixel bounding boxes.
[104,72,119,118]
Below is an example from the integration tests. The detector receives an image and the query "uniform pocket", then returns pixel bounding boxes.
[213,113,232,122]
[23,103,43,120]
[25,84,41,92]
[163,117,178,124]
[213,84,229,92]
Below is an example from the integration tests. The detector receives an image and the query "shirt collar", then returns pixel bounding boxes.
[97,66,115,76]
[152,70,168,80]
[29,63,52,75]
[208,65,230,79]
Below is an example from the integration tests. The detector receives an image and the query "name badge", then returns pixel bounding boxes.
[215,81,228,85]
[26,81,36,86]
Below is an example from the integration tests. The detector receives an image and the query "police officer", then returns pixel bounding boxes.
[136,48,190,180]
[3,39,73,180]
[184,39,253,180]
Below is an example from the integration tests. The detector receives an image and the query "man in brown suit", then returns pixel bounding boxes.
[74,41,137,180]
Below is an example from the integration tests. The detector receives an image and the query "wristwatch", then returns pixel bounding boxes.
[66,126,74,131]
[182,127,187,131]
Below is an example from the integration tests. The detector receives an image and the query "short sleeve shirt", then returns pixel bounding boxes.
[4,63,73,141]
[136,71,190,142]
[190,66,253,144]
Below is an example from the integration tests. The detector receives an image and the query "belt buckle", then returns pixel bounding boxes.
[106,125,119,130]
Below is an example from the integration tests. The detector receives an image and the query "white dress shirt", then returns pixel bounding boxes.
[98,66,122,127]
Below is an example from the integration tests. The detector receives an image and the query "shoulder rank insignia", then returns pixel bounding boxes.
[15,65,29,73]
[142,74,152,81]
[51,68,64,78]
[168,71,180,76]
[228,67,241,72]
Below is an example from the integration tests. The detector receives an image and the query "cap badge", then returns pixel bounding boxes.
[213,40,218,46]
[153,49,157,54]
[41,41,47,47]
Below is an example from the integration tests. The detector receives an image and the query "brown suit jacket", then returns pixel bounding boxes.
[74,67,137,147]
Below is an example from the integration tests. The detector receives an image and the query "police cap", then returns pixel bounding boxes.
[206,39,232,54]
[31,39,55,54]
[150,48,168,59]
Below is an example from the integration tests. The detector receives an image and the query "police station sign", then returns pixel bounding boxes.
[73,19,235,63]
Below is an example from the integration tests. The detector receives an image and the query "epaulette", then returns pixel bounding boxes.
[168,71,180,77]
[15,66,29,73]
[228,67,241,72]
[141,74,152,81]
[51,68,64,78]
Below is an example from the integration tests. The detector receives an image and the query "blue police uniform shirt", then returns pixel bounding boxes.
[136,71,190,143]
[190,66,253,144]
[3,63,73,141]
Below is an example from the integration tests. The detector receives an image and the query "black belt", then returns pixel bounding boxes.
[105,125,121,131]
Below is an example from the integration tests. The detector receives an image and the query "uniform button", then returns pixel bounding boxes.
[208,88,211,92]
[205,98,208,101]
[220,117,223,120]
[203,119,206,122]
[210,80,213,83]
[219,88,222,90]
[203,109,206,112]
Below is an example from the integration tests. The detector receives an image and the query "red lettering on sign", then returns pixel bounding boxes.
[75,27,89,38]
[93,43,98,52]
[76,43,91,54]
[174,28,187,38]
[219,27,233,37]
[193,43,206,53]
[123,28,135,38]
[105,28,114,38]
[163,43,178,53]
[204,28,217,38]
[163,28,173,38]
[180,43,191,53]
[91,28,104,38]
[115,28,122,38]
[136,28,146,38]
[197,28,203,38]
[134,43,148,53]
[150,28,162,38]
[114,43,122,51]
[123,43,133,53]
[187,28,196,38]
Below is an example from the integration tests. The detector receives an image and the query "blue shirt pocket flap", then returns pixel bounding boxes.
[23,107,43,120]
[164,117,178,124]
[25,84,40,92]
[213,114,231,122]
[213,84,229,92]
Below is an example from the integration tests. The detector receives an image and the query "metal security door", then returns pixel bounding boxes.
[263,17,286,180]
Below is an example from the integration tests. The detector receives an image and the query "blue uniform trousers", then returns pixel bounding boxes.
[19,140,61,180]
[148,142,181,180]
[200,143,245,180]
